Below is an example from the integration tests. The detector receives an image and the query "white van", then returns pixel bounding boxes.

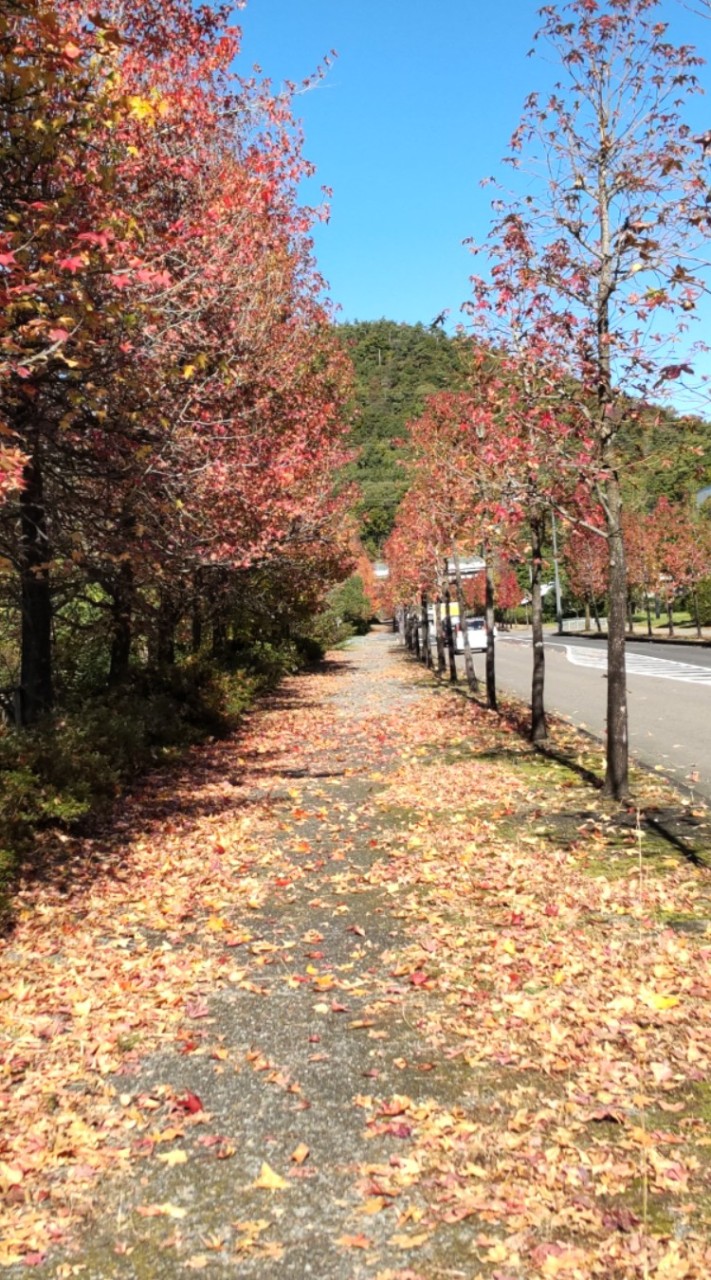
[455,616,496,652]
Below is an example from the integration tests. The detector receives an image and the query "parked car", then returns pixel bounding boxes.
[455,616,496,653]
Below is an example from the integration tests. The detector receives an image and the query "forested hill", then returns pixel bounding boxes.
[338,320,468,553]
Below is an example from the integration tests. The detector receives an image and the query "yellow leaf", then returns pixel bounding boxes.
[127,95,155,120]
[182,364,196,379]
[641,991,680,1011]
[0,1161,23,1188]
[487,1242,510,1262]
[157,1149,188,1167]
[206,915,228,932]
[359,1196,386,1215]
[253,1162,288,1191]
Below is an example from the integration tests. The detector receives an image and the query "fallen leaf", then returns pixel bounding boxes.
[252,1162,288,1191]
[156,1149,188,1167]
[136,1203,187,1220]
[337,1234,371,1249]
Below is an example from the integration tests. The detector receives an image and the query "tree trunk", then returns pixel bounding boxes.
[530,512,547,742]
[109,560,133,686]
[602,474,629,800]
[585,598,591,631]
[420,593,431,667]
[484,551,497,712]
[592,594,601,632]
[667,596,675,637]
[443,582,457,683]
[452,541,478,692]
[433,597,446,675]
[19,455,53,725]
[646,594,653,637]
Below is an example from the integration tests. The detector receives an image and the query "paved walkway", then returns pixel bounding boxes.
[4,631,711,1279]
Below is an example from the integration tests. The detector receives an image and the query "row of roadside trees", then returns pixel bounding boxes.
[0,0,355,726]
[385,0,711,799]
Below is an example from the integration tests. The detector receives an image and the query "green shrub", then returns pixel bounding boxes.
[695,578,711,627]
[292,634,325,663]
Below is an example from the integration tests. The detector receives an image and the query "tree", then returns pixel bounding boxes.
[652,495,711,635]
[0,0,354,720]
[472,0,707,797]
[563,518,609,629]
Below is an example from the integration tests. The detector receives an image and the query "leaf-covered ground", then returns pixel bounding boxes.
[1,631,710,1278]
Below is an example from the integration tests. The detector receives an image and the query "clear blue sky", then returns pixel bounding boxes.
[237,1,710,340]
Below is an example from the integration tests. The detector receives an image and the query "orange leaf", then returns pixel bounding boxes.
[337,1234,371,1249]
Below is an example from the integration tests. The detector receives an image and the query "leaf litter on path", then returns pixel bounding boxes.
[0,631,710,1277]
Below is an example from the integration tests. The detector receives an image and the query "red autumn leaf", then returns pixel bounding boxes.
[174,1091,203,1114]
[58,256,84,273]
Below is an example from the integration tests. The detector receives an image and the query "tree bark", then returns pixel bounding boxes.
[602,473,629,799]
[433,597,446,676]
[19,455,53,724]
[420,593,431,667]
[484,551,498,712]
[412,607,421,660]
[530,512,547,742]
[443,581,457,683]
[452,541,478,692]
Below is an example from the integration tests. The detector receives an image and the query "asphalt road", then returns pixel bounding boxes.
[486,631,711,802]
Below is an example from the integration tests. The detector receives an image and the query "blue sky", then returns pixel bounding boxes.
[237,1,710,343]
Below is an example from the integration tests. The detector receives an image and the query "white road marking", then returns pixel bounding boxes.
[561,644,711,686]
